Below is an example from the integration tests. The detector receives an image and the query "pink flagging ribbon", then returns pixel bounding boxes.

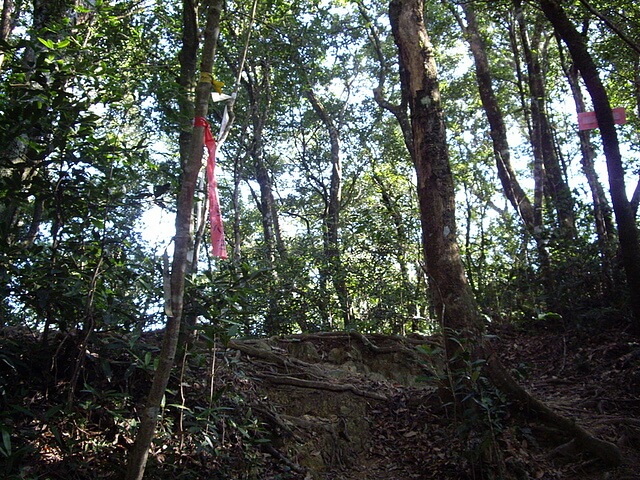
[194,116,228,259]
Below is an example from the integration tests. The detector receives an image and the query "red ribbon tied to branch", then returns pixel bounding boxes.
[194,116,228,259]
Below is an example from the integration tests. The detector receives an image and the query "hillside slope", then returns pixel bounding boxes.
[0,324,638,479]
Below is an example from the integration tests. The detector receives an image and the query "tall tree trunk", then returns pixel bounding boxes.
[304,87,353,330]
[358,0,414,158]
[0,0,13,40]
[124,1,224,478]
[372,169,416,334]
[457,2,553,300]
[244,61,287,263]
[539,0,640,333]
[0,0,15,70]
[390,0,622,465]
[515,0,576,239]
[231,148,244,262]
[559,44,618,296]
[632,56,640,216]
[241,60,305,333]
[176,0,200,346]
[505,10,545,232]
[390,0,482,364]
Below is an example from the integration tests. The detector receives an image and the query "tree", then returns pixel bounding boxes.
[1,0,79,247]
[453,1,555,301]
[389,0,482,367]
[558,39,618,296]
[513,0,576,240]
[0,0,16,70]
[539,0,640,333]
[302,85,353,329]
[0,0,161,335]
[389,0,622,466]
[124,1,224,478]
[1,0,637,474]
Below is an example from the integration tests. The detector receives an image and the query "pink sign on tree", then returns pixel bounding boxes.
[577,107,626,131]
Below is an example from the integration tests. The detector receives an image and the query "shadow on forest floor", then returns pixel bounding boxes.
[0,320,639,479]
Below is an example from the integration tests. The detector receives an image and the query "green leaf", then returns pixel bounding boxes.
[0,428,11,457]
[50,425,63,446]
[168,404,193,412]
[10,405,36,418]
[44,405,63,420]
[37,37,55,49]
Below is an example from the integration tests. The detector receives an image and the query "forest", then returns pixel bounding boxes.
[0,0,639,478]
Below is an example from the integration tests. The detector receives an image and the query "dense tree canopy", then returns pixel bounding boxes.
[2,0,638,336]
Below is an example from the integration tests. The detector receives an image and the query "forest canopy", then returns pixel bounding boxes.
[1,0,639,337]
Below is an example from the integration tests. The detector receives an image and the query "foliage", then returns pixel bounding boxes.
[416,329,514,477]
[0,0,635,342]
[0,0,163,334]
[0,330,293,479]
[0,0,638,475]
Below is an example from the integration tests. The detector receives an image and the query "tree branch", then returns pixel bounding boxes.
[577,0,640,55]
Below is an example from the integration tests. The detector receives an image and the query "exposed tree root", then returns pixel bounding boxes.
[256,372,388,400]
[228,339,324,375]
[228,339,294,366]
[261,443,308,475]
[229,333,624,470]
[485,352,623,467]
[347,330,418,356]
[276,331,439,351]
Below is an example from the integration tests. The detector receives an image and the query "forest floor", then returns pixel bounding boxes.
[1,318,639,479]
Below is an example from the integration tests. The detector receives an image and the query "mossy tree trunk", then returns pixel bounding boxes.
[389,0,483,365]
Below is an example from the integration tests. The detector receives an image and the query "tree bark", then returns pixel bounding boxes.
[559,43,618,296]
[0,0,13,40]
[243,60,287,263]
[390,0,482,364]
[357,0,414,159]
[514,0,576,239]
[539,0,640,333]
[0,0,15,70]
[176,0,200,347]
[124,1,224,478]
[457,2,554,299]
